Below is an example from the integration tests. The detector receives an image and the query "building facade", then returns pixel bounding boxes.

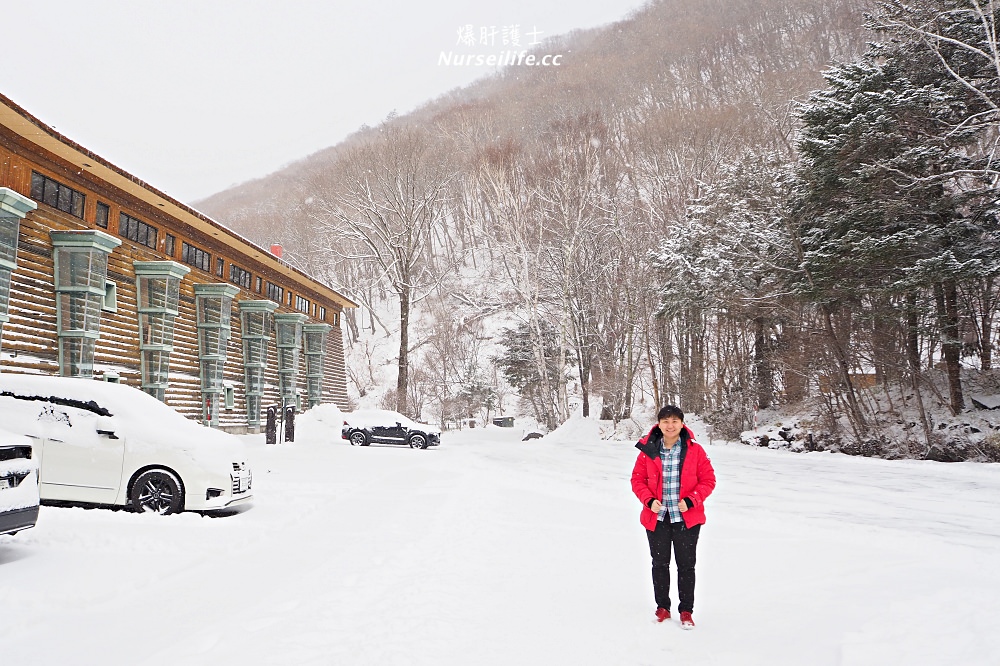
[0,93,355,432]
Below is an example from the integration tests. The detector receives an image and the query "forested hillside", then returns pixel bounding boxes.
[198,0,1000,461]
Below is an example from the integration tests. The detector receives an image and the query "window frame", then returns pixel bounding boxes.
[118,212,158,249]
[229,263,252,290]
[30,171,85,219]
[95,202,110,229]
[266,281,283,304]
[180,242,211,272]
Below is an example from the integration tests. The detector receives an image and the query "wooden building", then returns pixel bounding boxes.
[0,93,355,432]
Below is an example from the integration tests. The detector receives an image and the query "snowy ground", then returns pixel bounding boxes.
[2,414,999,666]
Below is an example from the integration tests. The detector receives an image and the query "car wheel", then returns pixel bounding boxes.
[130,469,184,515]
[408,434,428,449]
[350,431,369,447]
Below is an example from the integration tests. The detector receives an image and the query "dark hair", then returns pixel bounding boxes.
[657,405,685,422]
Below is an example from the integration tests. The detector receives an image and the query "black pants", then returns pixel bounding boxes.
[646,519,701,613]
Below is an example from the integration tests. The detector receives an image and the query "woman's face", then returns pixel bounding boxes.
[658,416,683,441]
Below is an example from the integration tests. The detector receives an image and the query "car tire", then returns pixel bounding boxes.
[130,469,184,515]
[350,431,369,447]
[408,434,428,449]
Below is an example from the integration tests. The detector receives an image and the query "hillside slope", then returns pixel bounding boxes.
[194,0,880,435]
[197,0,872,244]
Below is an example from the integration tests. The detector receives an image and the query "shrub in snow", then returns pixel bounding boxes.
[739,424,807,452]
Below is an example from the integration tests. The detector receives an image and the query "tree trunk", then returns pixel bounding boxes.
[906,291,932,451]
[689,308,706,413]
[753,316,774,409]
[578,348,591,418]
[783,319,806,403]
[981,277,994,371]
[939,280,965,414]
[644,319,661,409]
[622,331,637,420]
[821,303,867,436]
[396,287,410,416]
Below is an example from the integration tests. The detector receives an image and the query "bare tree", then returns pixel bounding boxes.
[312,124,456,416]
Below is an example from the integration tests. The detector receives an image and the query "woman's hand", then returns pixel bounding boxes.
[649,499,663,513]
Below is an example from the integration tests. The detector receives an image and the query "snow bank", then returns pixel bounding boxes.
[294,403,345,443]
[3,410,1000,665]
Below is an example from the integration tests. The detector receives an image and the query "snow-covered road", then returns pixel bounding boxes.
[2,415,998,665]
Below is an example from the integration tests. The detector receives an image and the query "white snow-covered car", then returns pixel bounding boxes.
[341,409,441,449]
[0,374,252,515]
[0,428,39,536]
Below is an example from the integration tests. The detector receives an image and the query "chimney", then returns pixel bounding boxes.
[269,244,283,258]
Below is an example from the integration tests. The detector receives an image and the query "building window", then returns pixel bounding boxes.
[287,291,293,306]
[118,212,158,249]
[216,257,224,277]
[164,234,176,257]
[333,312,340,326]
[50,230,122,378]
[239,300,277,427]
[135,261,189,401]
[102,281,117,312]
[229,263,252,289]
[275,313,305,408]
[266,282,283,304]
[0,188,38,353]
[255,276,262,293]
[195,284,239,427]
[181,242,211,272]
[95,202,110,229]
[30,171,85,219]
[303,323,331,408]
[319,306,327,322]
[295,295,310,314]
[0,269,12,329]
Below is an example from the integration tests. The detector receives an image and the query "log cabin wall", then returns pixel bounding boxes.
[0,95,356,432]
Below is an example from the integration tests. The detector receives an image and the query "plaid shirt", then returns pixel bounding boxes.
[658,440,684,523]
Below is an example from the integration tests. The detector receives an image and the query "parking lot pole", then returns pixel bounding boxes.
[266,405,278,445]
[283,405,295,443]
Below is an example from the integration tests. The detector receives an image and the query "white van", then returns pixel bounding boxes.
[0,374,252,515]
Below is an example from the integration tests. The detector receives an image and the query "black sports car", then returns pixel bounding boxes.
[341,410,441,449]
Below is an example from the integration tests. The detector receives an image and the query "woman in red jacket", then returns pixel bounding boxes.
[631,405,716,629]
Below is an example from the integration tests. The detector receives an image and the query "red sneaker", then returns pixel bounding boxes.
[654,607,671,623]
[679,611,695,629]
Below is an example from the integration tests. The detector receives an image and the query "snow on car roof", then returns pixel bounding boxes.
[0,373,242,455]
[343,409,436,431]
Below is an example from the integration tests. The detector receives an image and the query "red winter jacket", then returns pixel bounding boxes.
[631,424,716,531]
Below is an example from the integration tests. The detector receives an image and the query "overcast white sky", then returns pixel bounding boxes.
[2,0,647,203]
